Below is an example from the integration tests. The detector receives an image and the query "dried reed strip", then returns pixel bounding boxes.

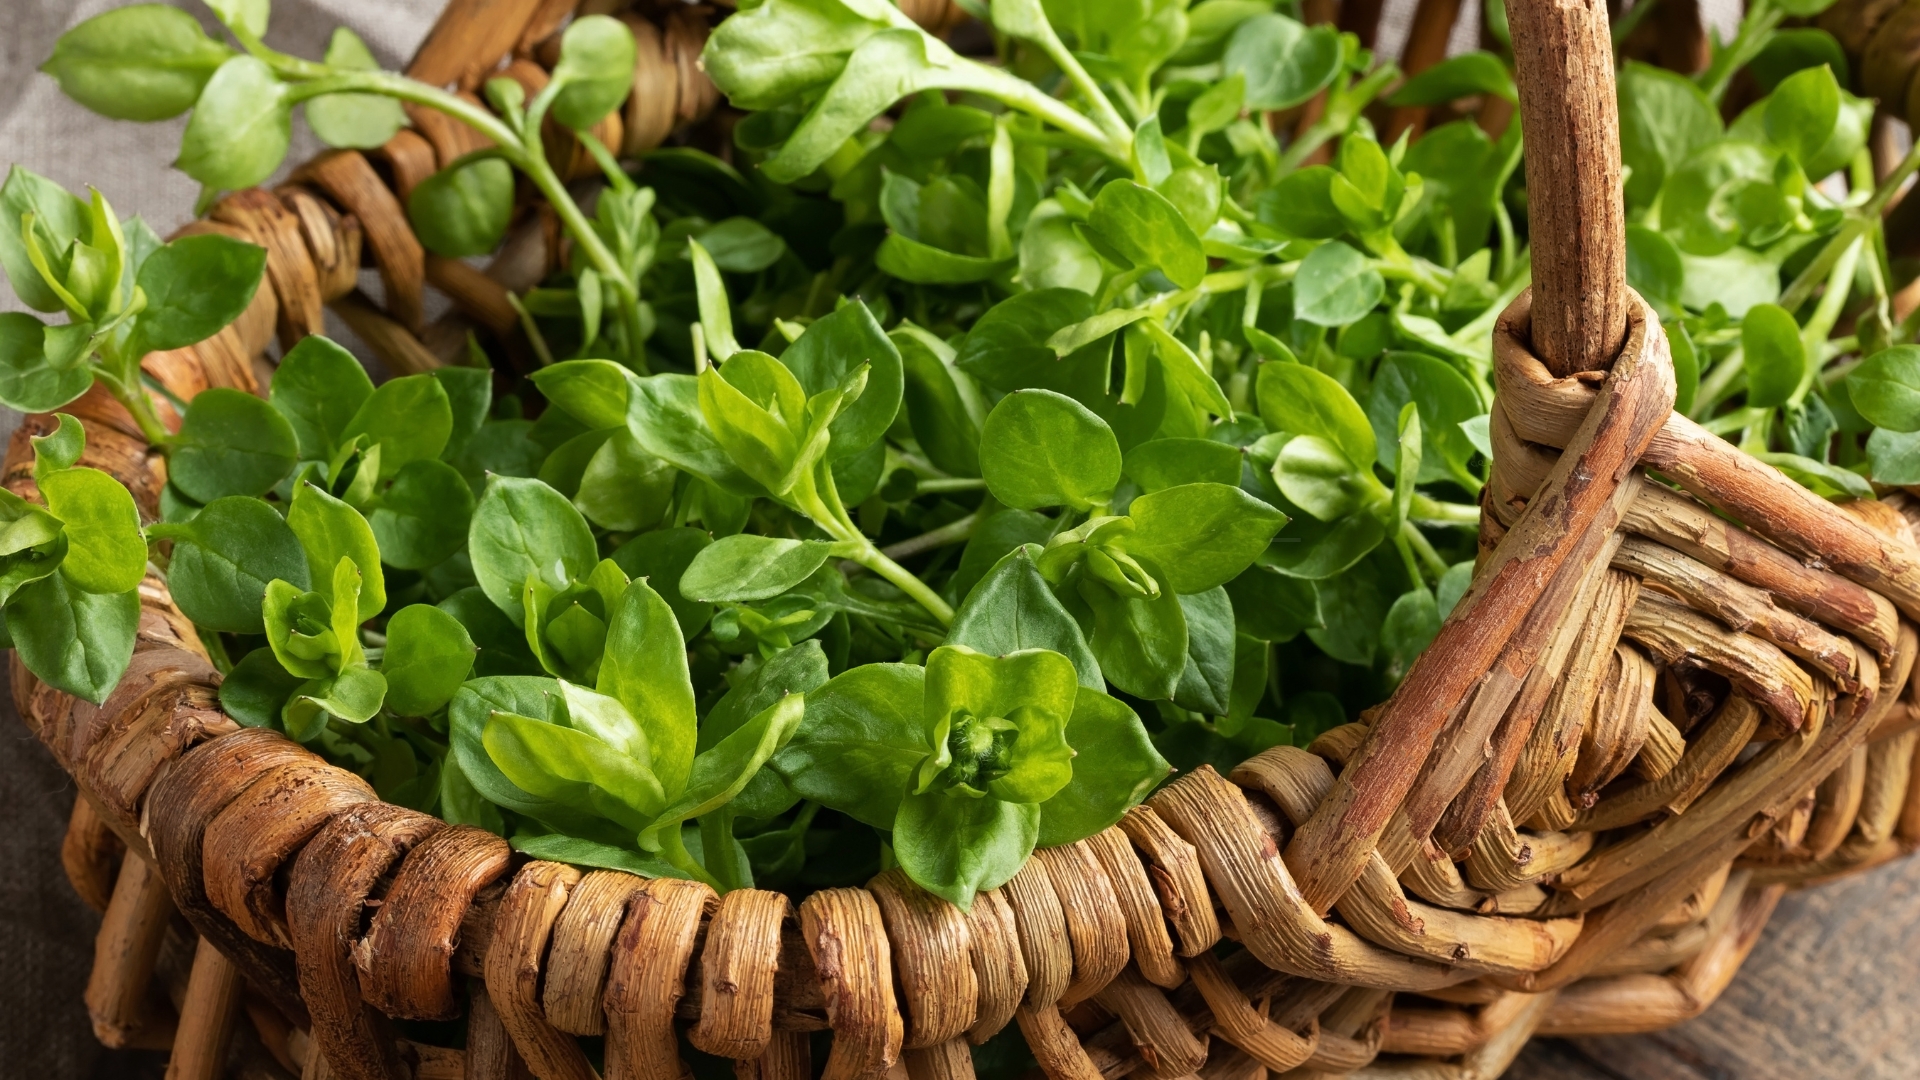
[1150,767,1470,990]
[1502,565,1638,827]
[166,937,243,1080]
[464,980,530,1080]
[960,887,1026,1044]
[425,255,520,336]
[63,796,123,913]
[1804,744,1870,860]
[1633,706,1686,781]
[1570,626,1910,912]
[274,185,362,301]
[1185,951,1318,1072]
[1121,799,1221,957]
[1085,826,1183,989]
[1463,802,1594,894]
[329,291,446,375]
[1296,987,1390,1073]
[1750,728,1920,885]
[690,888,789,1060]
[1359,989,1556,1078]
[797,888,903,1080]
[1380,988,1538,1057]
[1569,645,1657,803]
[1015,1002,1104,1080]
[1901,733,1920,843]
[484,861,596,1080]
[1033,841,1130,1008]
[1649,861,1734,933]
[202,760,375,948]
[1492,290,1920,618]
[738,1030,811,1080]
[286,802,442,1080]
[1616,536,1861,689]
[210,189,326,348]
[1584,867,1748,978]
[75,647,228,836]
[903,1037,976,1080]
[1490,405,1900,662]
[1429,532,1628,858]
[1093,964,1209,1078]
[358,825,512,1020]
[1201,1042,1267,1080]
[1575,694,1763,831]
[541,870,646,1036]
[1623,591,1817,736]
[604,877,715,1080]
[998,853,1075,1006]
[1399,840,1489,911]
[622,16,679,154]
[1236,748,1581,973]
[294,152,424,332]
[1282,295,1673,914]
[144,728,316,1023]
[868,869,977,1049]
[405,0,549,91]
[1537,884,1784,1035]
[1549,680,1836,913]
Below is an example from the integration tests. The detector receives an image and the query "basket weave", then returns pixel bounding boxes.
[17,1,1920,1079]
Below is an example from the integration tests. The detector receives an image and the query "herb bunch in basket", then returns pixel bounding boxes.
[3,0,1913,919]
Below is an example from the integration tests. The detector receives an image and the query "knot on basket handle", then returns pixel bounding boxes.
[1275,287,1676,916]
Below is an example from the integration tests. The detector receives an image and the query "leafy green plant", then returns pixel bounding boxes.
[17,0,1920,934]
[1610,0,1920,497]
[0,169,265,443]
[0,416,147,702]
[46,2,659,370]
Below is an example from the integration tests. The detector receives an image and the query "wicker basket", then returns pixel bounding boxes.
[16,1,1920,1078]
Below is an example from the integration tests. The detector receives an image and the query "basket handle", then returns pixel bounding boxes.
[1508,0,1630,378]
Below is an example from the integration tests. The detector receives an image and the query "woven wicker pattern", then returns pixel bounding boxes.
[13,1,1920,1078]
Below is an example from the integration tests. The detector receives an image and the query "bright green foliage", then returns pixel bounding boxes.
[15,0,1916,935]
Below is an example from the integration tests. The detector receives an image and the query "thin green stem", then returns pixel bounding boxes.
[698,811,745,894]
[984,73,1130,162]
[1391,529,1426,588]
[1490,127,1526,284]
[1778,137,1920,314]
[1408,494,1479,526]
[1693,347,1746,419]
[93,342,171,446]
[1448,263,1531,347]
[507,293,557,367]
[292,71,648,365]
[1697,0,1783,104]
[917,478,988,494]
[1278,65,1399,175]
[846,544,956,625]
[880,512,979,560]
[1792,235,1863,403]
[657,825,723,891]
[1028,29,1132,148]
[802,467,956,626]
[1400,521,1451,581]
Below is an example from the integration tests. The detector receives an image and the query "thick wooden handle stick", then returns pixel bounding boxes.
[1506,0,1629,377]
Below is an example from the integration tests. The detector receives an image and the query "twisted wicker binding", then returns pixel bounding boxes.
[20,1,1920,1078]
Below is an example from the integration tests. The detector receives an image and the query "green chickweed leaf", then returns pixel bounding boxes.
[306,27,407,149]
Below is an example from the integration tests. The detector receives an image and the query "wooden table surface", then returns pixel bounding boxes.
[1504,853,1920,1079]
